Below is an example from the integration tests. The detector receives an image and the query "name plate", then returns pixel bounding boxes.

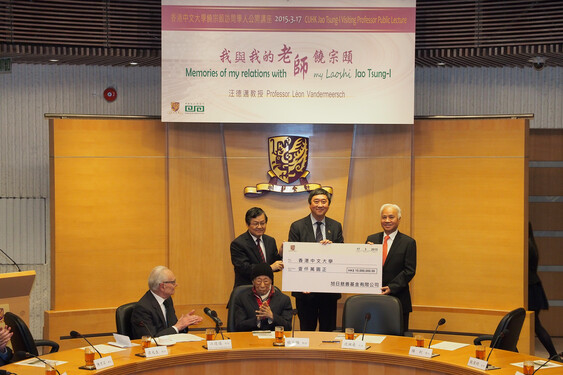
[467,357,488,370]
[409,346,433,358]
[342,339,367,350]
[285,338,309,347]
[94,356,114,370]
[207,339,232,350]
[145,346,169,358]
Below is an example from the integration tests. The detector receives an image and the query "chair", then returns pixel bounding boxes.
[341,294,404,336]
[474,307,526,352]
[4,312,59,361]
[226,285,254,332]
[115,302,137,338]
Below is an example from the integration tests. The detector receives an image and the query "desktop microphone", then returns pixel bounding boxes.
[203,307,223,327]
[70,330,102,358]
[361,313,372,341]
[427,318,446,348]
[15,351,61,375]
[485,328,509,363]
[135,321,159,346]
[532,351,563,374]
[291,309,298,338]
[0,248,21,272]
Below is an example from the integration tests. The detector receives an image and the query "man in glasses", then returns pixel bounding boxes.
[131,265,203,339]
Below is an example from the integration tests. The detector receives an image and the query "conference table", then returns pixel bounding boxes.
[4,332,561,375]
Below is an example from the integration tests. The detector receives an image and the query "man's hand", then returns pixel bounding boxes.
[255,302,274,321]
[270,260,284,271]
[381,286,391,295]
[0,326,13,351]
[320,239,332,245]
[175,309,203,330]
[366,241,374,245]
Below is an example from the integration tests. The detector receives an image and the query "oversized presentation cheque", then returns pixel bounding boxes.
[282,242,383,294]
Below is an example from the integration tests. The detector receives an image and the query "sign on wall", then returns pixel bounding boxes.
[162,0,416,124]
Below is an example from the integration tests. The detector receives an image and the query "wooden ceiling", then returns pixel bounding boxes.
[1,0,562,68]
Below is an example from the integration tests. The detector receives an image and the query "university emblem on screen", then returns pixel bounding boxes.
[244,136,332,197]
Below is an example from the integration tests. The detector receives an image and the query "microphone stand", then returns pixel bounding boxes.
[361,313,371,341]
[70,330,102,358]
[484,329,508,370]
[16,351,61,375]
[291,309,298,338]
[532,352,563,374]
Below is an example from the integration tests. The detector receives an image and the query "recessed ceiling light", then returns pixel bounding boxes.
[130,62,138,65]
[49,59,59,62]
[437,62,446,66]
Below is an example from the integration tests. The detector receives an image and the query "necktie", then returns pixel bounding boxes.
[382,235,390,264]
[315,221,323,242]
[256,237,266,263]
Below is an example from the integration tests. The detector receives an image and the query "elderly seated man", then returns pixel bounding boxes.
[233,263,293,332]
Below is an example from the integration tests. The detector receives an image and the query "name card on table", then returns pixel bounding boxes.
[145,346,169,358]
[207,339,233,351]
[409,346,434,358]
[94,356,114,370]
[285,338,309,347]
[467,357,488,370]
[342,339,367,350]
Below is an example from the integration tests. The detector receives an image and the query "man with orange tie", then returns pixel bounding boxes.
[366,203,416,331]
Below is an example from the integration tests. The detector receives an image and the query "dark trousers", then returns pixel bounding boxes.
[403,312,410,333]
[295,293,337,331]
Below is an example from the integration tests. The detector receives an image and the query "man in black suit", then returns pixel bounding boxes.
[366,203,416,331]
[0,325,13,366]
[230,207,283,288]
[288,188,344,331]
[130,266,203,339]
[232,263,293,332]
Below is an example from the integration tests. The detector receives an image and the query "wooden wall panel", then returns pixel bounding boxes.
[50,119,167,311]
[529,168,563,195]
[528,129,563,160]
[542,307,563,336]
[537,237,563,265]
[529,203,563,231]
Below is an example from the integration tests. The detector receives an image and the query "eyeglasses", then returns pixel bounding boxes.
[162,280,177,286]
[249,221,267,227]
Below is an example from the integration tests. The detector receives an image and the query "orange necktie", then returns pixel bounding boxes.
[382,235,390,264]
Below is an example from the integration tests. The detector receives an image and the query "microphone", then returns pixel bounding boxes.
[532,351,563,374]
[15,351,61,375]
[361,312,372,341]
[135,321,159,346]
[485,328,509,363]
[204,307,223,327]
[0,248,21,272]
[69,330,102,358]
[427,318,446,348]
[291,309,298,338]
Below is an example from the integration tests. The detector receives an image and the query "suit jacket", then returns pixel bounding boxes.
[0,347,12,366]
[233,287,293,332]
[365,231,416,313]
[130,290,184,339]
[230,231,282,288]
[288,215,344,300]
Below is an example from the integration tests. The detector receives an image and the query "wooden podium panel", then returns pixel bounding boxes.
[0,270,35,325]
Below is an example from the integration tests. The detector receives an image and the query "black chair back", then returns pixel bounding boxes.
[491,307,526,352]
[4,312,40,360]
[226,285,253,332]
[342,294,404,336]
[115,302,137,338]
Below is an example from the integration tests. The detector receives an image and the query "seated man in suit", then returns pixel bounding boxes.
[230,207,283,288]
[0,325,13,366]
[233,263,293,332]
[288,188,344,331]
[130,266,203,339]
[366,203,416,331]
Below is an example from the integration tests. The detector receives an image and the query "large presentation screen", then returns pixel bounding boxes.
[162,0,415,124]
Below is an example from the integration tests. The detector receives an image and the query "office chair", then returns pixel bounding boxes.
[474,307,526,352]
[342,294,404,336]
[4,312,59,361]
[115,302,137,338]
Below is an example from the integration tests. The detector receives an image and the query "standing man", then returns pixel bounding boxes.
[288,188,343,331]
[130,266,203,339]
[366,203,416,331]
[230,207,283,288]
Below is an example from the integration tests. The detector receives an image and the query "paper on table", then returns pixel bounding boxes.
[80,344,125,354]
[17,358,67,368]
[254,331,276,339]
[158,333,204,343]
[355,335,386,344]
[430,341,469,351]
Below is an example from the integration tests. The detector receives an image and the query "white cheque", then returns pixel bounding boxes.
[282,242,383,294]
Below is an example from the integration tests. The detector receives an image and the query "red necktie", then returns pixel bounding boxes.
[256,237,266,263]
[382,235,390,264]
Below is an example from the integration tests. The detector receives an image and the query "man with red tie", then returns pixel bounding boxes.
[366,203,417,331]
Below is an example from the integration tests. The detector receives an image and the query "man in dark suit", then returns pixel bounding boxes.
[288,188,344,331]
[232,263,293,332]
[0,325,13,366]
[230,207,283,288]
[130,266,203,339]
[366,203,416,331]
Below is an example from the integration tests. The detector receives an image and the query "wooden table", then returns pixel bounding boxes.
[4,332,560,375]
